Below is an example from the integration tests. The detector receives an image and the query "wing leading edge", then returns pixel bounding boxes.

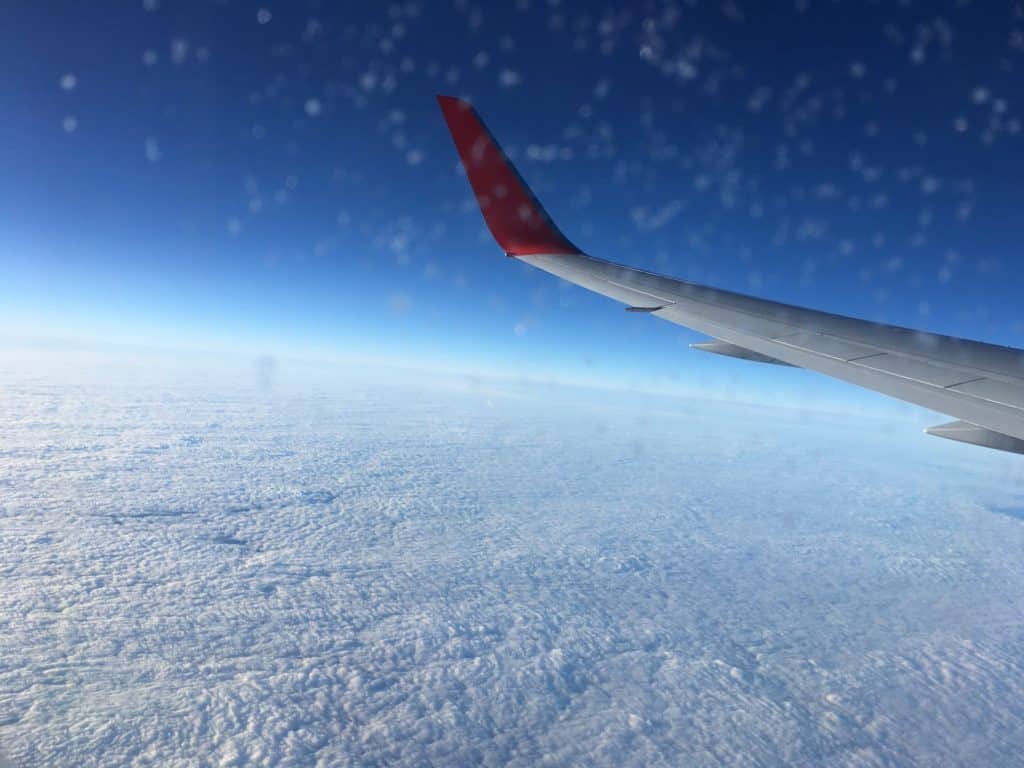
[438,95,1024,455]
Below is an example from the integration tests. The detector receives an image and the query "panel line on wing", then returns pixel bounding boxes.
[846,352,888,362]
[854,354,982,388]
[944,376,987,389]
[768,331,880,362]
[603,278,677,305]
[946,378,1024,410]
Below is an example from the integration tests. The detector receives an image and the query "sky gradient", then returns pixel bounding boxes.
[3,0,1024,408]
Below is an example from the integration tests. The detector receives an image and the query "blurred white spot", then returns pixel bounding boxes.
[257,8,272,24]
[142,49,158,66]
[815,183,840,200]
[525,144,571,163]
[142,0,159,11]
[748,86,772,113]
[722,0,745,23]
[514,322,528,337]
[304,98,322,117]
[389,293,411,314]
[59,73,77,91]
[170,38,189,65]
[849,61,865,79]
[953,116,968,133]
[676,60,698,80]
[144,137,161,163]
[227,218,242,237]
[971,86,990,104]
[254,355,276,392]
[62,116,77,134]
[631,200,683,231]
[473,51,489,69]
[499,69,522,88]
[304,18,324,42]
[405,149,424,166]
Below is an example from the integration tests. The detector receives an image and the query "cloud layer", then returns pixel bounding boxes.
[2,374,1024,766]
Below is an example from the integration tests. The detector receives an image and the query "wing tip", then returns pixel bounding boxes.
[436,94,582,257]
[436,93,468,110]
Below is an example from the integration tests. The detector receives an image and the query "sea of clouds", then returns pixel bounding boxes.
[2,354,1024,766]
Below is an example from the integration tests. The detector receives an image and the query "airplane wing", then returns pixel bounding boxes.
[437,94,1024,455]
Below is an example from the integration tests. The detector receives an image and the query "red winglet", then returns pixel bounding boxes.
[437,95,581,256]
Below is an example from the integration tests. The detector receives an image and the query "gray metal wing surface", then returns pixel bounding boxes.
[438,95,1024,455]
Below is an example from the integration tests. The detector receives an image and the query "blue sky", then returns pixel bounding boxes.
[3,0,1024,406]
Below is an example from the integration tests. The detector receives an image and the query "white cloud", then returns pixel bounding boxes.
[144,137,161,163]
[1,364,1022,766]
